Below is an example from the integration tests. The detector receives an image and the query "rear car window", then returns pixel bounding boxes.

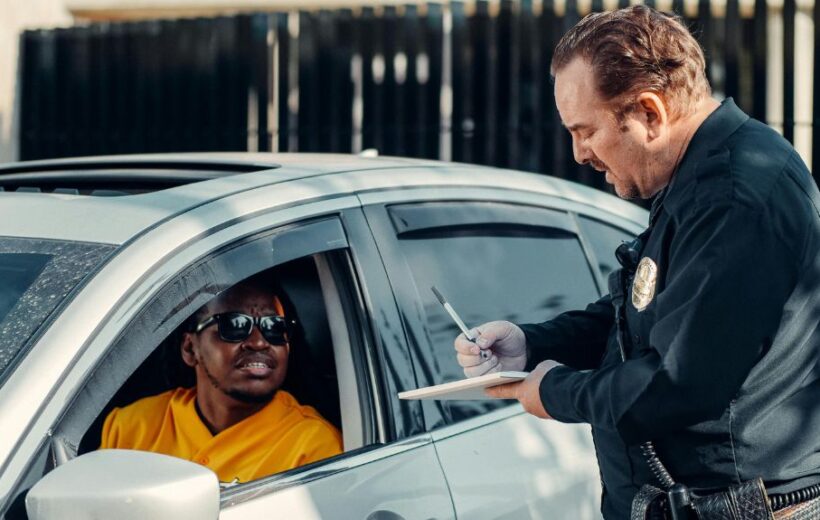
[577,216,636,279]
[0,237,115,384]
[397,229,600,426]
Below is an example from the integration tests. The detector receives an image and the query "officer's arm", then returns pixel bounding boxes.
[536,202,796,443]
[517,294,614,371]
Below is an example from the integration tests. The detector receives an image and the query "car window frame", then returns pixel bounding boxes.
[53,215,362,450]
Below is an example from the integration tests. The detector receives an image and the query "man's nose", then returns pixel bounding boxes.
[242,325,269,350]
[572,137,592,166]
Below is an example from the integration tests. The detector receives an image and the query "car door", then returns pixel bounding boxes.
[362,186,609,519]
[1,192,454,519]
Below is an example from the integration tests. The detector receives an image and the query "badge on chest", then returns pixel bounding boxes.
[632,257,658,312]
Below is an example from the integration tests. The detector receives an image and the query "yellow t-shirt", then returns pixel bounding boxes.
[100,388,342,483]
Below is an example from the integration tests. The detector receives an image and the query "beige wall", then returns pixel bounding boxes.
[0,0,71,164]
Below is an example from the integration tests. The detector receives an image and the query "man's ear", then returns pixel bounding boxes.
[636,92,668,141]
[181,333,198,368]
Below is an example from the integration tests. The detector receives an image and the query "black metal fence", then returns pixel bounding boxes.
[17,1,820,191]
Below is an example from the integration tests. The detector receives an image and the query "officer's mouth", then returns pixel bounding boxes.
[590,160,608,174]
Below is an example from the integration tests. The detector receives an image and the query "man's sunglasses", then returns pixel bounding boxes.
[193,312,293,345]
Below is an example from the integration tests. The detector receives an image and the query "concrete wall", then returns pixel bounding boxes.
[0,0,71,164]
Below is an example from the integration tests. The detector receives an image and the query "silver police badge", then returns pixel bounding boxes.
[632,257,658,312]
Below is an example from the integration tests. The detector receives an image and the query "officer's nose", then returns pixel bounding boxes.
[572,136,593,166]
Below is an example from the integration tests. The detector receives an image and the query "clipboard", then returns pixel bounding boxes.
[398,371,528,400]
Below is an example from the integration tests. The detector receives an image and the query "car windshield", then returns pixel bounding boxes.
[0,237,115,386]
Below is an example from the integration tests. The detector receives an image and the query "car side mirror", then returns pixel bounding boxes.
[26,449,219,520]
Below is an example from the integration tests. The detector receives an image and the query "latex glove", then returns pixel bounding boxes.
[454,320,527,378]
[485,359,562,419]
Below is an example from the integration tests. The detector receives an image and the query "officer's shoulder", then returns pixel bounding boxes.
[686,119,808,212]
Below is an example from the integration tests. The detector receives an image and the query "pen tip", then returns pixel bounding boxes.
[430,285,446,304]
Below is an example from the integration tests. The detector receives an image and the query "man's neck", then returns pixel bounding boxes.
[670,98,722,175]
[195,391,270,435]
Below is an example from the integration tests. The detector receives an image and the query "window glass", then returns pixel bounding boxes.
[0,237,115,384]
[397,227,599,427]
[578,216,637,280]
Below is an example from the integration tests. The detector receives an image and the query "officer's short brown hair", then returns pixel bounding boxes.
[551,5,711,121]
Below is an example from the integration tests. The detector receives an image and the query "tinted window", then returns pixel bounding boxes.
[578,216,637,280]
[397,225,599,427]
[0,237,115,383]
[0,253,50,321]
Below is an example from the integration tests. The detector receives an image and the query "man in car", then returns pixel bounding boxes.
[100,275,342,483]
[455,5,820,519]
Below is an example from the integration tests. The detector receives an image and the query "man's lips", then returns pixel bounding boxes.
[235,357,276,377]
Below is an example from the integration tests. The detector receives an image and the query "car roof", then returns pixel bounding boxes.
[0,153,647,244]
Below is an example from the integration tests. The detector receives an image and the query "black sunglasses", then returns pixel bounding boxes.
[194,312,293,345]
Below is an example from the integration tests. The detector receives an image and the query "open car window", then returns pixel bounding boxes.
[35,217,380,493]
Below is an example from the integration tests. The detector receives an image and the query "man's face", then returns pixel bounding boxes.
[182,285,289,405]
[554,58,666,200]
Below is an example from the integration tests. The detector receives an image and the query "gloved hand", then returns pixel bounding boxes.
[454,320,527,377]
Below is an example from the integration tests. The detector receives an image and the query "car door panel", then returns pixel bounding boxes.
[219,439,455,520]
[432,409,602,519]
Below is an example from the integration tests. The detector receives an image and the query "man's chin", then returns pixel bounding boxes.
[224,387,278,404]
[611,181,641,200]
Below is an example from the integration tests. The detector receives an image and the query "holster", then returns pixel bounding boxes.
[631,479,775,520]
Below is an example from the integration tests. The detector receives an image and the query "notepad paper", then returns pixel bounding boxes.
[398,371,528,400]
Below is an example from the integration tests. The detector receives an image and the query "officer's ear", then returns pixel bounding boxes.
[181,332,198,368]
[635,92,668,141]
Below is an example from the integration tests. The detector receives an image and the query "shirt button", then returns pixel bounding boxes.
[199,457,209,464]
[633,334,641,344]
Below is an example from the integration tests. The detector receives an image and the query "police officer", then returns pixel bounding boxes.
[454,6,820,519]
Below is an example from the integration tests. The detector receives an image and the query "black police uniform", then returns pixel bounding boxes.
[519,99,820,518]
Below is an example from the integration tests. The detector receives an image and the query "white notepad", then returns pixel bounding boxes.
[398,371,528,400]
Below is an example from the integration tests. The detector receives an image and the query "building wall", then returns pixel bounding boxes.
[0,0,71,164]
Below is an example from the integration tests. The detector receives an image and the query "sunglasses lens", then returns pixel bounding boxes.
[218,313,253,342]
[259,316,288,344]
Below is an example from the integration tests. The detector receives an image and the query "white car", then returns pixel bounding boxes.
[0,154,646,520]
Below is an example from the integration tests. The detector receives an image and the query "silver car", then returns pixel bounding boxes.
[0,154,646,520]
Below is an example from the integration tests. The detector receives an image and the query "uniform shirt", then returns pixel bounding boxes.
[100,387,342,483]
[520,99,820,518]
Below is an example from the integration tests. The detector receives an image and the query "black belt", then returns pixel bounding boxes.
[769,483,820,511]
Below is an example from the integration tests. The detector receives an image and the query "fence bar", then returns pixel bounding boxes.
[497,0,518,168]
[752,0,767,122]
[724,0,740,102]
[783,0,795,143]
[360,6,385,154]
[813,0,820,176]
[518,0,538,172]
[422,3,442,160]
[471,0,496,166]
[450,1,469,163]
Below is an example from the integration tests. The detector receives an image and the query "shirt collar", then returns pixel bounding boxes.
[648,97,749,224]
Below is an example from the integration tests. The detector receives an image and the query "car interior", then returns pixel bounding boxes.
[77,257,343,455]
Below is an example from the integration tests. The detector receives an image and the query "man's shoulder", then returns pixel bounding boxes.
[107,387,191,426]
[669,119,810,215]
[272,391,340,435]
